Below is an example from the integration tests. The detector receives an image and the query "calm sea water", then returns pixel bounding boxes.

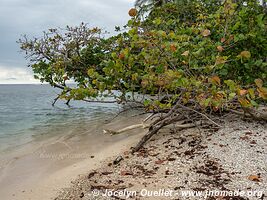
[0,84,118,153]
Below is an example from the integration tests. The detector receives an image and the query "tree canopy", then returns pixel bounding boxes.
[18,0,267,151]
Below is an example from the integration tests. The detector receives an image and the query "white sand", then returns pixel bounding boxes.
[0,115,145,200]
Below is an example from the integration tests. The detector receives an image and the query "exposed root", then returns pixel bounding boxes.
[229,107,267,121]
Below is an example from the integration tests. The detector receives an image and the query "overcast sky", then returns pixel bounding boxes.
[0,0,133,84]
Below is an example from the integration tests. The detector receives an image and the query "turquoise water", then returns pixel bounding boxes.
[0,84,118,152]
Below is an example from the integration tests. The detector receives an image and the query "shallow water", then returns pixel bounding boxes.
[0,84,118,153]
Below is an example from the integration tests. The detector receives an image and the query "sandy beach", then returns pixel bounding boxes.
[0,112,266,200]
[55,115,267,200]
[0,113,146,200]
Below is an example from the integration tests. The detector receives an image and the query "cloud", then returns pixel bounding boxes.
[0,0,134,83]
[0,65,39,84]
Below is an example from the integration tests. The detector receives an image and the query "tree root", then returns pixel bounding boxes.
[229,107,267,121]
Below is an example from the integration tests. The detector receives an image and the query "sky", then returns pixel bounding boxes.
[0,0,134,84]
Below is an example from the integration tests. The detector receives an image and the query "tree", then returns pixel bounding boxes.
[19,0,267,152]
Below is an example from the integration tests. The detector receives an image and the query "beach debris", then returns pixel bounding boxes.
[101,171,113,175]
[113,155,123,165]
[103,123,149,135]
[248,174,261,182]
[120,170,133,176]
[79,192,84,198]
[155,159,165,165]
[88,171,97,179]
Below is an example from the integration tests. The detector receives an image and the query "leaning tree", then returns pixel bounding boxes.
[18,0,267,152]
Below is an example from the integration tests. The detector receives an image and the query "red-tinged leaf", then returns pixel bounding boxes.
[170,44,177,52]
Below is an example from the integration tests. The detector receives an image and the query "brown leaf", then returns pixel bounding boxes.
[101,171,113,175]
[257,87,267,100]
[211,75,221,85]
[202,29,211,37]
[155,159,165,164]
[217,45,224,52]
[248,175,261,182]
[255,78,263,88]
[170,44,177,52]
[120,170,133,176]
[220,37,226,43]
[239,89,247,96]
[128,8,137,17]
[118,53,125,60]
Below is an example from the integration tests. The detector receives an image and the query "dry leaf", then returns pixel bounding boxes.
[239,89,247,96]
[240,51,251,59]
[217,46,224,52]
[255,78,263,88]
[118,53,125,60]
[257,87,267,100]
[181,50,189,56]
[170,44,177,52]
[215,57,226,65]
[220,37,226,43]
[211,75,221,85]
[120,170,133,176]
[128,8,137,17]
[202,29,211,37]
[248,175,261,182]
[155,159,165,164]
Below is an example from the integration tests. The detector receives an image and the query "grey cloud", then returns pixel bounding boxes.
[0,0,134,83]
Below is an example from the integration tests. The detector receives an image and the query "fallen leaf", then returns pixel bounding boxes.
[120,170,133,176]
[155,159,165,164]
[101,171,113,175]
[248,175,261,182]
[221,37,226,43]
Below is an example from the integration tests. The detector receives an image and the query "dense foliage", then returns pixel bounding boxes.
[19,0,266,112]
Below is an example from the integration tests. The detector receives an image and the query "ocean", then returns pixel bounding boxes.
[0,84,118,153]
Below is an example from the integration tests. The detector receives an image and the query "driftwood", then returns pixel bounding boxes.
[103,123,150,135]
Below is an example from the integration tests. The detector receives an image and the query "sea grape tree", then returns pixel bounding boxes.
[19,0,267,151]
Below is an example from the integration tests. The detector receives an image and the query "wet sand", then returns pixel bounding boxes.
[0,114,145,200]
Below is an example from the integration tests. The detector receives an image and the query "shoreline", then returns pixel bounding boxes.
[0,114,146,200]
[55,116,267,200]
